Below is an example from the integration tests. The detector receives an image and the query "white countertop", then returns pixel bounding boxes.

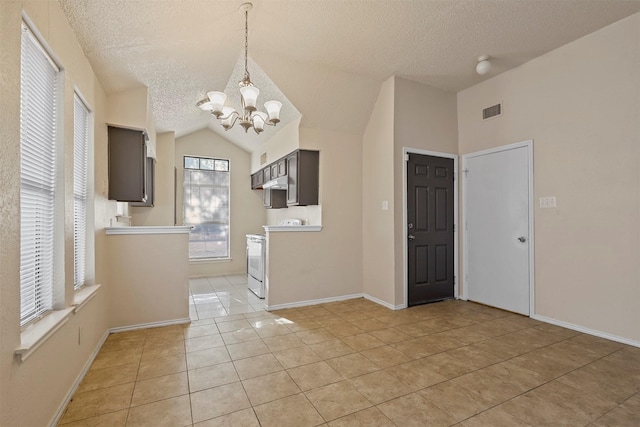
[106,226,192,235]
[263,225,323,233]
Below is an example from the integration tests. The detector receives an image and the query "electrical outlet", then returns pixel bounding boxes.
[539,196,557,208]
[381,200,389,211]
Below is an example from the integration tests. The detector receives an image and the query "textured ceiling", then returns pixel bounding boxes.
[59,0,640,152]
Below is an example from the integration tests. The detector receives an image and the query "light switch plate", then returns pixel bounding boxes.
[540,196,556,208]
[382,200,389,211]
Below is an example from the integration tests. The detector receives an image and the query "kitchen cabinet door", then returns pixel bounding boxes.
[277,158,287,177]
[263,188,287,209]
[263,165,272,183]
[108,126,147,202]
[286,150,319,206]
[251,169,264,189]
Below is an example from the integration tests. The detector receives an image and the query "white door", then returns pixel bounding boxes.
[463,141,532,315]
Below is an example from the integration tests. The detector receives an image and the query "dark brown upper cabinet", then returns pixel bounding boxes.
[251,149,319,207]
[108,126,147,202]
[251,169,264,189]
[286,150,319,206]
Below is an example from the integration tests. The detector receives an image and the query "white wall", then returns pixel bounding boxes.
[266,127,363,307]
[0,1,115,425]
[457,13,640,343]
[175,129,266,277]
[362,77,396,305]
[107,232,189,328]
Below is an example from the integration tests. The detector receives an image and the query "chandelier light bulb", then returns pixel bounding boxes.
[476,55,492,75]
[264,100,282,123]
[207,91,227,116]
[239,85,259,111]
[252,112,268,133]
[220,107,236,129]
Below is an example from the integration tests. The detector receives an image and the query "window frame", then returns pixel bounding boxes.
[73,92,90,290]
[19,20,63,327]
[182,155,231,260]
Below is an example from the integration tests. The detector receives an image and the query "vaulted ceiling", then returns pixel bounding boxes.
[59,0,640,152]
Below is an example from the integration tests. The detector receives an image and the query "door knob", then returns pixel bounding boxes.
[408,234,415,240]
[517,236,527,243]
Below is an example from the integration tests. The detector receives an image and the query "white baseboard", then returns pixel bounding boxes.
[50,329,110,427]
[266,293,364,311]
[363,294,405,310]
[109,317,192,333]
[531,314,640,348]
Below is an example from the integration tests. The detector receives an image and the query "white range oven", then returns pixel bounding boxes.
[246,234,265,298]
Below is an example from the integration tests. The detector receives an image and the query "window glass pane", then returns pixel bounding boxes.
[184,157,199,169]
[200,158,214,170]
[73,93,89,290]
[188,224,229,259]
[215,159,229,171]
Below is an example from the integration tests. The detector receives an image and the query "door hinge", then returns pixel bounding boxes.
[453,224,456,232]
[454,276,456,285]
[404,153,409,161]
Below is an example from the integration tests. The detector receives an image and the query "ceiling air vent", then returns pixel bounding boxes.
[482,103,502,120]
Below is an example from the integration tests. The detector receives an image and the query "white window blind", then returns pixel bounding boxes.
[73,94,89,289]
[20,22,59,326]
[183,156,230,259]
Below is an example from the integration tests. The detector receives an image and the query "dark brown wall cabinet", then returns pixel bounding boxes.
[108,126,147,202]
[251,169,264,190]
[250,149,319,207]
[286,150,319,206]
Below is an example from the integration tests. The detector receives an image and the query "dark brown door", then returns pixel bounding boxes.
[407,154,455,306]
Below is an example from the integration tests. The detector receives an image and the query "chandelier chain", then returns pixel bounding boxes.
[243,9,250,83]
[197,2,282,134]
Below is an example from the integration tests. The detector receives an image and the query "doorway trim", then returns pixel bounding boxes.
[460,139,535,316]
[402,147,458,309]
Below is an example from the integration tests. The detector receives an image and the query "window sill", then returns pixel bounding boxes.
[73,284,101,313]
[15,308,74,362]
[189,257,232,264]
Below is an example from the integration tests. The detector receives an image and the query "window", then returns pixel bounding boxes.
[19,22,59,326]
[183,156,230,259]
[73,94,89,289]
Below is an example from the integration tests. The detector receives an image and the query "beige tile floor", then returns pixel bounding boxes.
[59,276,640,426]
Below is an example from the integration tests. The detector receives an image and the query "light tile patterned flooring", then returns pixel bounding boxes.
[188,275,265,319]
[59,275,640,426]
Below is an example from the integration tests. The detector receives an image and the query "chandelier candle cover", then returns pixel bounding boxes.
[197,2,282,134]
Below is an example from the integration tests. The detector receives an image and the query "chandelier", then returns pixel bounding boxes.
[197,2,282,134]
